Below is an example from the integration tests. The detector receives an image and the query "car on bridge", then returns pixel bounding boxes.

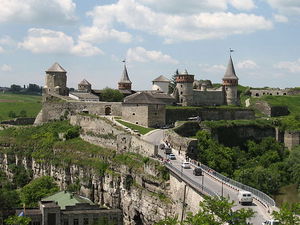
[181,161,191,169]
[167,153,176,160]
[238,191,253,205]
[193,167,203,176]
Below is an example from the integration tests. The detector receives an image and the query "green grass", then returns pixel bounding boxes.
[0,93,42,121]
[251,95,300,115]
[116,119,154,134]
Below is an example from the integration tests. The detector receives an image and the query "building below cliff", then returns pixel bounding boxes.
[15,191,123,225]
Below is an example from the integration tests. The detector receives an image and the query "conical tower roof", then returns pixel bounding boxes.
[152,75,170,83]
[46,62,66,73]
[223,56,238,80]
[79,79,91,85]
[119,65,132,84]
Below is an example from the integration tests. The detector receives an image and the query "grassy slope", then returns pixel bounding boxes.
[116,119,154,135]
[253,95,300,115]
[0,93,42,121]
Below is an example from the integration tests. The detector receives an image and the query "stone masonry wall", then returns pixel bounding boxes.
[35,101,122,124]
[193,90,225,106]
[284,131,300,150]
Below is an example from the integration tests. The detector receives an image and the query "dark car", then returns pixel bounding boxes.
[193,167,203,176]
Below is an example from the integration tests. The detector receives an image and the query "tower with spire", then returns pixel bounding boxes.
[44,62,69,96]
[222,55,239,105]
[118,63,132,92]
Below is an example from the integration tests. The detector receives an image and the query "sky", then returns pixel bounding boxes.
[0,0,300,90]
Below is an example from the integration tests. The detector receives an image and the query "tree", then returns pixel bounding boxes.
[5,215,31,225]
[168,70,178,94]
[26,83,41,94]
[8,111,17,118]
[0,171,20,210]
[10,84,22,93]
[272,203,300,225]
[19,110,27,118]
[20,176,59,207]
[154,196,255,225]
[100,87,124,102]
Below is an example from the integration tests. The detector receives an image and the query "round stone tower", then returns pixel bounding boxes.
[175,69,194,106]
[44,62,68,96]
[222,56,239,105]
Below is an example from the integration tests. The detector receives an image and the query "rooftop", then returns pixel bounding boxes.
[223,56,238,80]
[152,75,170,83]
[123,91,166,104]
[42,191,95,210]
[46,62,66,73]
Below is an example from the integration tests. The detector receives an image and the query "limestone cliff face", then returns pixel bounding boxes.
[0,151,175,225]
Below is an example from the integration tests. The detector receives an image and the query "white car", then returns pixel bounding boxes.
[181,161,191,169]
[238,191,253,205]
[262,220,280,225]
[167,153,176,160]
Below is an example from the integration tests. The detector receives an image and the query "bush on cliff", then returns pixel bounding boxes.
[20,176,59,207]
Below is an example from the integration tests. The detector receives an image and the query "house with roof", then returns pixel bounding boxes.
[122,92,166,127]
[15,191,123,225]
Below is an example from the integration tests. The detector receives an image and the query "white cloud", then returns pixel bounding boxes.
[19,28,102,56]
[275,58,300,73]
[201,64,226,73]
[1,64,12,72]
[0,36,15,46]
[229,0,256,11]
[266,0,300,15]
[136,0,255,14]
[0,0,76,24]
[237,60,258,69]
[0,46,4,53]
[71,41,103,56]
[273,14,288,22]
[79,26,132,43]
[84,0,272,43]
[126,47,178,64]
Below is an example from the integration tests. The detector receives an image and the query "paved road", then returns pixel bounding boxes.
[143,129,270,225]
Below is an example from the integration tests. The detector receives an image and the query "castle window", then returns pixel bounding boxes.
[277,92,279,95]
[283,93,287,95]
[256,93,259,96]
[73,219,79,225]
[63,219,68,225]
[180,91,183,95]
[181,84,183,88]
[83,218,89,225]
[270,93,272,95]
[136,122,139,124]
[136,104,139,106]
[132,113,135,115]
[154,113,157,115]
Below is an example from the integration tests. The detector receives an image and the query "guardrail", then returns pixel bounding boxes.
[165,163,219,198]
[196,163,275,207]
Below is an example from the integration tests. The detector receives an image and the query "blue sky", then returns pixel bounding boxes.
[0,0,300,90]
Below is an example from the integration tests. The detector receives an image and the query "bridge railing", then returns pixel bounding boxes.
[165,163,219,198]
[197,163,276,207]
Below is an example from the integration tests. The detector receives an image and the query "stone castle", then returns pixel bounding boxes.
[36,56,240,127]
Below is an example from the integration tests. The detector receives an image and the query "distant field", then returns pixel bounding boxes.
[251,95,300,115]
[0,93,42,121]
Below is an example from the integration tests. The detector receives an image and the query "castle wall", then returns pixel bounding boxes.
[192,90,225,106]
[250,89,289,97]
[166,108,255,124]
[122,104,149,127]
[36,101,122,124]
[284,131,300,150]
[148,104,166,127]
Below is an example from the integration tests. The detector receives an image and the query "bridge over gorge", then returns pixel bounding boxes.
[143,129,277,225]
